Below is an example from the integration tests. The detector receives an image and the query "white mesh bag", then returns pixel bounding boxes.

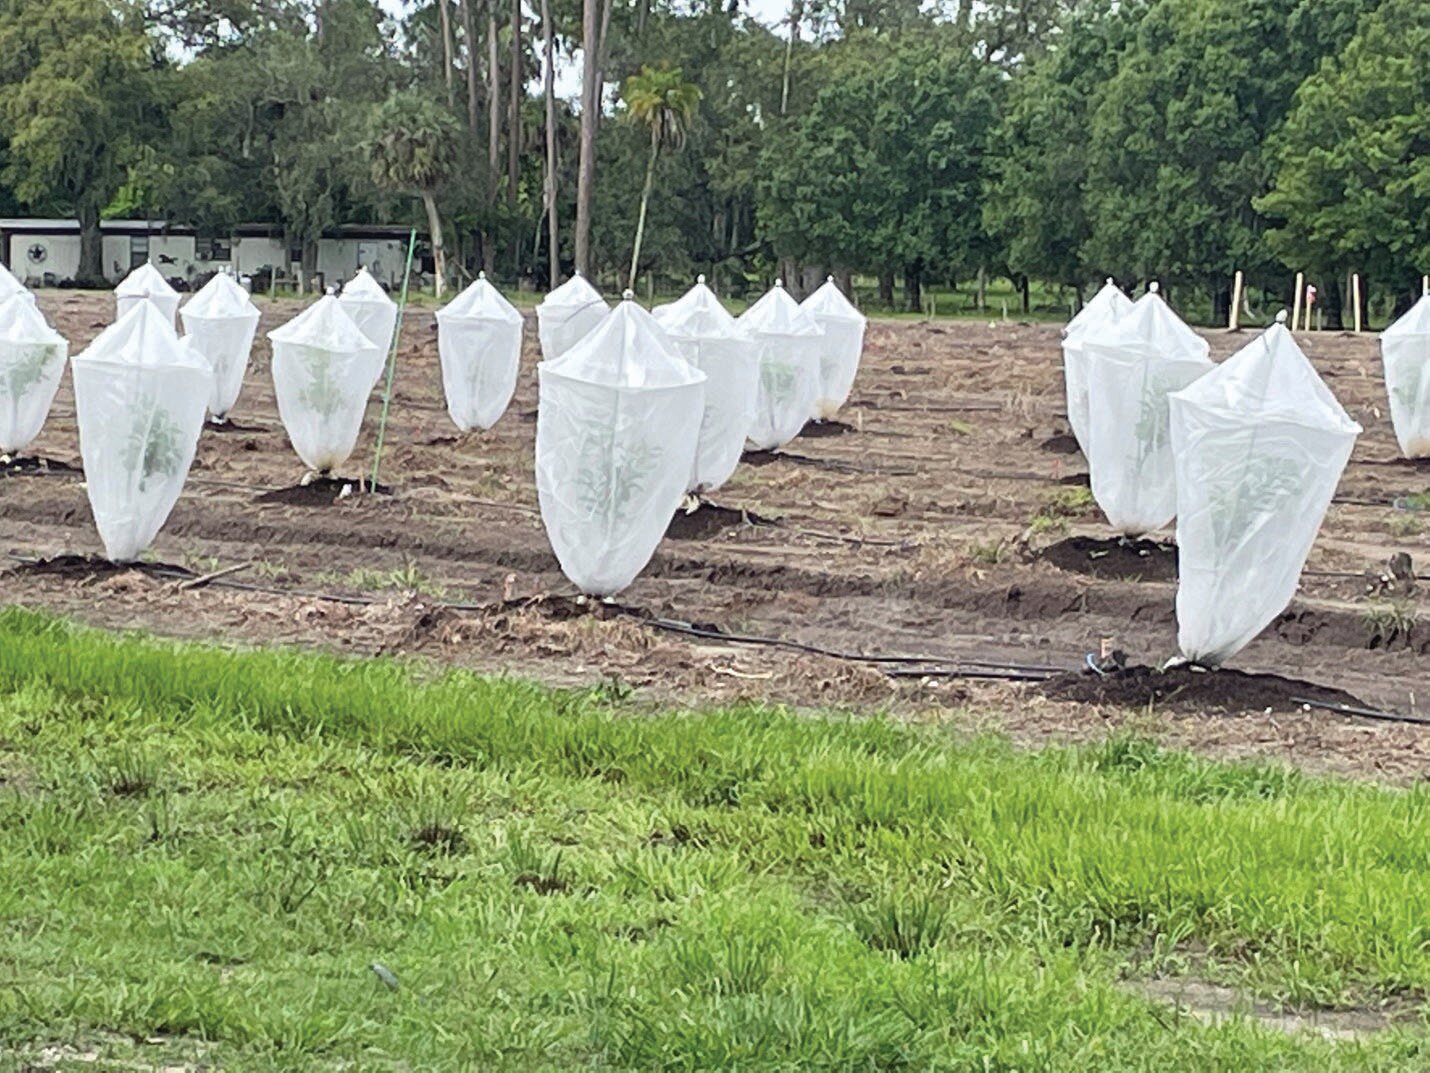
[435,271,523,431]
[0,294,69,454]
[0,261,28,302]
[1062,279,1133,452]
[1082,285,1213,535]
[71,301,212,561]
[179,272,261,422]
[653,275,758,493]
[799,276,866,418]
[338,267,398,385]
[1170,314,1360,665]
[115,263,181,328]
[268,293,383,473]
[1380,292,1430,458]
[536,273,610,361]
[737,280,823,450]
[537,295,706,596]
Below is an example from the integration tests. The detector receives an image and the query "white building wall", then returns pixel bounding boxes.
[233,236,289,278]
[101,236,129,282]
[11,234,81,285]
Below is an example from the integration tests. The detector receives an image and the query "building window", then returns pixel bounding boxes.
[130,234,149,269]
[202,236,232,262]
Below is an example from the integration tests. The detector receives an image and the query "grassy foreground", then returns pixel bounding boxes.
[0,609,1426,1071]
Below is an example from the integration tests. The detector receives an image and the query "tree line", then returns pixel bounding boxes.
[0,0,1424,321]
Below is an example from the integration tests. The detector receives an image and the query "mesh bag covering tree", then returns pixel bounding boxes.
[435,271,523,432]
[1380,291,1430,458]
[0,294,68,455]
[337,268,398,385]
[536,272,610,361]
[268,293,384,473]
[652,275,758,493]
[1062,279,1133,453]
[179,271,261,423]
[737,280,823,450]
[115,263,181,328]
[0,262,28,302]
[71,302,212,561]
[799,276,866,419]
[536,293,706,596]
[1082,284,1213,535]
[1169,314,1360,666]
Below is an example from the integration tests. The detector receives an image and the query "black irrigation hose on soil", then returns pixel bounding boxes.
[6,551,1429,718]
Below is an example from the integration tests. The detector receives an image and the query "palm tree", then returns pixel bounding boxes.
[621,65,701,291]
[365,91,462,297]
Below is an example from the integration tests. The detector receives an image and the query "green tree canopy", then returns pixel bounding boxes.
[1258,0,1430,304]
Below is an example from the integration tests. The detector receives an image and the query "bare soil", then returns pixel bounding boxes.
[4,292,1429,781]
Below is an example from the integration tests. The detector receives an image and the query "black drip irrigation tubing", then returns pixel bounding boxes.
[2,552,1064,685]
[6,552,1429,720]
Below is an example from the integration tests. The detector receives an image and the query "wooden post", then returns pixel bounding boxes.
[1304,285,1315,332]
[1291,271,1304,333]
[1423,274,1429,297]
[1229,270,1244,331]
[1351,273,1362,333]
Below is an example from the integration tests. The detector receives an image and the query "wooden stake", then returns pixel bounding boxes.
[1229,270,1244,331]
[1304,286,1314,332]
[1351,273,1362,333]
[1423,274,1429,297]
[1291,271,1304,333]
[369,229,418,491]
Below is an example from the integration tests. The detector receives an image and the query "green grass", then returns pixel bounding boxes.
[0,608,1427,1070]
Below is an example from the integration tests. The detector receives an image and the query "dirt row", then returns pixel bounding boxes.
[3,291,1428,781]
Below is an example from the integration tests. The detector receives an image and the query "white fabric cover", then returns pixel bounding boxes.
[800,277,866,418]
[435,272,523,432]
[71,302,211,561]
[535,273,610,361]
[268,295,383,472]
[1170,318,1360,665]
[737,281,823,450]
[338,268,398,385]
[1082,288,1213,535]
[536,298,705,596]
[653,276,759,492]
[1380,294,1430,457]
[115,263,181,328]
[1062,279,1134,452]
[179,272,261,421]
[0,294,68,454]
[0,261,28,302]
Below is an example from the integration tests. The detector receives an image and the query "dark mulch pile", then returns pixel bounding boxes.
[1039,664,1365,715]
[798,419,858,439]
[1038,536,1178,582]
[1,456,82,478]
[5,554,194,582]
[255,477,394,507]
[665,503,780,541]
[1039,434,1082,455]
[205,418,272,434]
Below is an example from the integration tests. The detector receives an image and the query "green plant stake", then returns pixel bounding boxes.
[369,228,418,490]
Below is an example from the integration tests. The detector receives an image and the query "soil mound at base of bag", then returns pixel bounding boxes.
[1,456,83,478]
[798,419,857,439]
[1039,664,1364,715]
[1039,433,1082,455]
[255,477,394,507]
[665,503,779,541]
[1038,536,1178,582]
[5,554,194,582]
